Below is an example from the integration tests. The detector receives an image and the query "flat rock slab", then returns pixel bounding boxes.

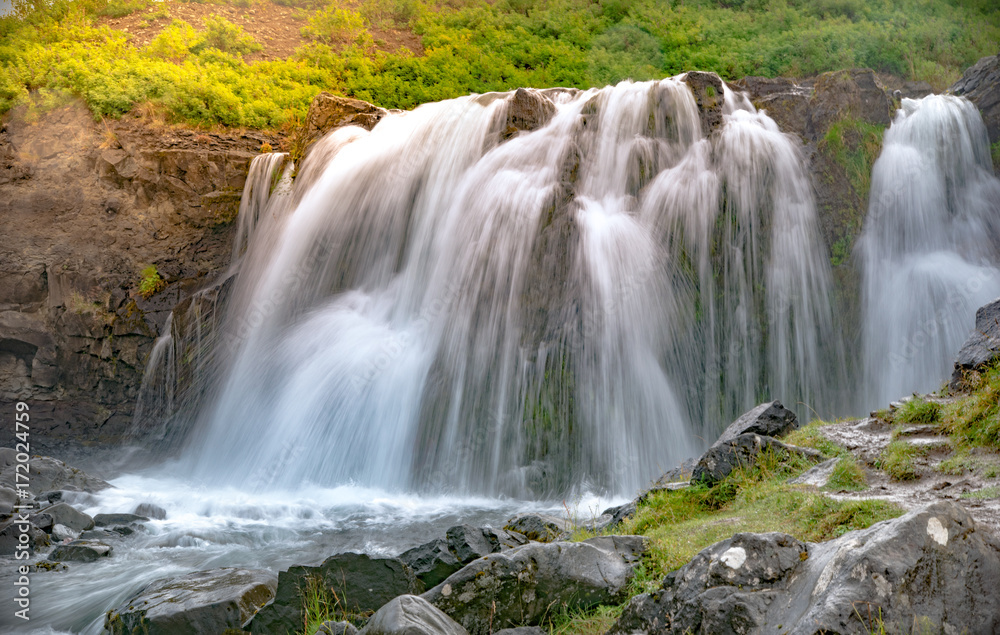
[423,535,646,635]
[610,501,1000,634]
[788,457,840,487]
[106,567,277,635]
[50,540,112,562]
[94,513,149,526]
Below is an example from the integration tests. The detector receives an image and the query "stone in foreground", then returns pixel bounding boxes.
[106,567,276,635]
[359,595,468,635]
[952,296,1000,387]
[0,448,111,493]
[503,513,572,542]
[714,400,798,446]
[49,540,112,562]
[422,535,646,635]
[248,553,420,635]
[609,501,1000,634]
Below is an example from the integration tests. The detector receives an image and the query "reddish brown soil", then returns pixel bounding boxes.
[98,0,421,62]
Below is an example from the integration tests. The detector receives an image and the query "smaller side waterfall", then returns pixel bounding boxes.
[130,153,294,446]
[860,95,1000,408]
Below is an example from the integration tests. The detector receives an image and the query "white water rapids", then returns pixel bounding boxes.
[4,81,999,634]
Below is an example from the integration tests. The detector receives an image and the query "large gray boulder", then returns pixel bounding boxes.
[248,553,421,635]
[400,538,462,589]
[0,518,48,555]
[105,568,277,635]
[422,535,646,635]
[952,297,1000,387]
[609,501,1000,634]
[32,502,94,532]
[49,539,112,562]
[401,525,529,589]
[691,433,821,486]
[359,595,468,635]
[714,401,798,446]
[0,448,111,493]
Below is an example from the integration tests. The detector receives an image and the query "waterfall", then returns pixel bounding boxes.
[144,76,839,498]
[860,94,1000,409]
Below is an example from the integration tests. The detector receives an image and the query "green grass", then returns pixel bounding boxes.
[960,485,1000,500]
[875,439,926,481]
[893,397,942,425]
[992,140,1000,171]
[785,419,848,458]
[941,361,1000,449]
[1,0,998,129]
[826,457,867,491]
[822,117,885,203]
[935,452,977,476]
[137,264,165,299]
[553,447,903,633]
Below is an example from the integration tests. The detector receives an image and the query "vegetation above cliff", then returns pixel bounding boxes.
[1,0,998,129]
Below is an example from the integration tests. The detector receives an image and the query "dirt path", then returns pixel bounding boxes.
[818,406,1000,534]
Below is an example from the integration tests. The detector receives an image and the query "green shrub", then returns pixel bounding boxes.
[192,15,262,56]
[137,265,166,299]
[826,457,867,491]
[147,19,200,60]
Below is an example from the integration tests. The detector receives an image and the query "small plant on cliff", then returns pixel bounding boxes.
[260,141,273,153]
[137,265,166,299]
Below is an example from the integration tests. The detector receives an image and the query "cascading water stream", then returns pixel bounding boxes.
[160,76,840,498]
[859,94,1000,409]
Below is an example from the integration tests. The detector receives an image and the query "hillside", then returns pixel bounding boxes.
[1,0,998,131]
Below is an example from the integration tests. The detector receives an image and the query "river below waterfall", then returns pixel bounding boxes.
[1,465,616,633]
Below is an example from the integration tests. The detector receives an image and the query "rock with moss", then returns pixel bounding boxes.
[502,513,572,542]
[609,501,1000,634]
[952,296,1000,389]
[422,535,646,635]
[247,553,421,635]
[691,433,822,487]
[106,567,277,635]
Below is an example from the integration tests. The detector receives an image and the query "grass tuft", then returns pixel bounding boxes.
[825,457,867,491]
[875,440,926,481]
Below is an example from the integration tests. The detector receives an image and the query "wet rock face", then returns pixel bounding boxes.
[248,553,421,635]
[683,71,725,134]
[422,535,646,635]
[106,567,277,635]
[501,88,557,139]
[49,539,111,562]
[951,54,1000,146]
[952,296,1000,388]
[0,101,276,455]
[610,501,1000,635]
[808,69,894,138]
[714,400,798,446]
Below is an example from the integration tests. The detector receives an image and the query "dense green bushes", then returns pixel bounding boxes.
[0,0,997,129]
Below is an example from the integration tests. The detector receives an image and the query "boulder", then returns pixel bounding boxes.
[951,54,1000,145]
[304,93,388,153]
[51,523,80,542]
[422,535,646,635]
[359,595,468,635]
[49,539,112,562]
[33,502,94,532]
[691,433,822,486]
[94,512,149,526]
[105,567,277,635]
[502,513,572,542]
[0,517,49,555]
[609,501,1000,634]
[134,502,167,520]
[952,296,1000,388]
[248,553,420,635]
[714,401,798,446]
[500,88,557,139]
[584,501,637,532]
[0,485,17,515]
[400,538,462,589]
[446,524,527,561]
[0,448,111,493]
